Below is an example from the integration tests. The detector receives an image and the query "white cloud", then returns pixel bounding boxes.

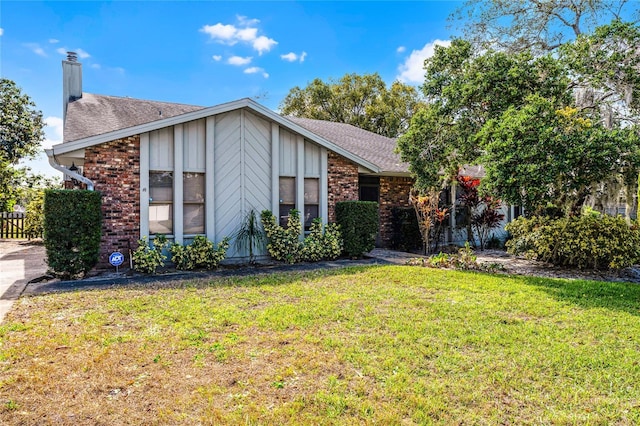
[56,47,91,59]
[244,67,269,78]
[90,63,101,69]
[0,28,4,36]
[228,55,252,66]
[43,116,63,149]
[49,38,59,44]
[212,55,222,61]
[76,48,90,59]
[200,16,277,55]
[281,51,307,63]
[25,43,47,57]
[397,39,451,84]
[397,46,406,53]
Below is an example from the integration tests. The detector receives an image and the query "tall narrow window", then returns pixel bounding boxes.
[279,177,295,227]
[304,178,319,231]
[184,172,205,234]
[149,171,173,235]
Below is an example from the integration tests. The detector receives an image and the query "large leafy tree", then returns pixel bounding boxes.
[280,73,421,138]
[451,0,634,53]
[0,79,45,211]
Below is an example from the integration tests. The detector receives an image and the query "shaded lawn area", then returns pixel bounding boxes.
[1,266,640,424]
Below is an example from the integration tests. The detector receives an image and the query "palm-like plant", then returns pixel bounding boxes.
[233,209,266,264]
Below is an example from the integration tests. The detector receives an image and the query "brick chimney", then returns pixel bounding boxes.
[62,51,82,123]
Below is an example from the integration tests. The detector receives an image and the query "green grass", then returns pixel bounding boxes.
[1,265,640,424]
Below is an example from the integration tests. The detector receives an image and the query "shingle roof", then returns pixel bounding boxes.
[284,116,409,174]
[63,93,205,142]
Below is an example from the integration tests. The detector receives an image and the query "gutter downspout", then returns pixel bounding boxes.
[45,149,95,190]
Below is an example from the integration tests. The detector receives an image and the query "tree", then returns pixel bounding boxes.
[451,0,634,53]
[0,79,45,211]
[280,73,421,138]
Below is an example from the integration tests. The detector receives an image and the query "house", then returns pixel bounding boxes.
[47,53,419,264]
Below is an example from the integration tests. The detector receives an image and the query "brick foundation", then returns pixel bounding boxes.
[83,135,141,267]
[327,151,359,222]
[379,176,414,247]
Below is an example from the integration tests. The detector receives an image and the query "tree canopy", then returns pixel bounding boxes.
[279,73,422,138]
[0,79,45,211]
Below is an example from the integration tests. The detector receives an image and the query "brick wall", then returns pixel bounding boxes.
[83,135,141,267]
[379,176,414,246]
[327,151,359,222]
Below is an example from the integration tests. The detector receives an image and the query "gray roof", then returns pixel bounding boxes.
[63,93,205,142]
[284,116,409,174]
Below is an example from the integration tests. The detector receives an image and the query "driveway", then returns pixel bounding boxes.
[0,240,48,323]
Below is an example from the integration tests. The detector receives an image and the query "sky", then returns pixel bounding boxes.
[1,1,462,178]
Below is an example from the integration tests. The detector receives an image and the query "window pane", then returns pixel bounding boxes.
[184,173,205,202]
[184,204,205,234]
[279,177,295,204]
[150,204,173,234]
[304,205,319,230]
[150,172,173,202]
[304,178,319,204]
[279,204,295,228]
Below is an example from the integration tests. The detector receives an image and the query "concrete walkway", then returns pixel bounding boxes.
[0,240,48,323]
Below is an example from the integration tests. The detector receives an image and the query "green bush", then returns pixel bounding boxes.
[506,215,640,269]
[336,201,379,258]
[24,191,44,239]
[301,218,343,262]
[261,209,304,263]
[132,235,168,274]
[169,235,230,270]
[260,211,343,263]
[43,190,102,278]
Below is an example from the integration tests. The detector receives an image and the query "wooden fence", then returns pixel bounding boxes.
[0,212,39,239]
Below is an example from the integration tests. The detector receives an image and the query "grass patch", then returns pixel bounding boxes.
[1,266,640,424]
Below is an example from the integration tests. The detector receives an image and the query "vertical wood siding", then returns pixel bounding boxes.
[305,141,321,177]
[183,119,206,172]
[279,129,297,176]
[149,127,173,170]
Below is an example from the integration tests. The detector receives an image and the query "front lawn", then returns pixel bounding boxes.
[1,266,640,424]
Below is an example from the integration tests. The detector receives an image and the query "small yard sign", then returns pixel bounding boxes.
[109,251,125,272]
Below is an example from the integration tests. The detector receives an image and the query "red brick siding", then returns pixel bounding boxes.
[83,135,141,266]
[327,151,359,222]
[379,176,414,247]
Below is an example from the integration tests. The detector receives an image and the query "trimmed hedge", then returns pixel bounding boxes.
[43,190,102,278]
[336,201,379,258]
[505,214,640,270]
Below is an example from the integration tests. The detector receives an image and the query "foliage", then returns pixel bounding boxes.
[43,190,102,278]
[261,209,304,264]
[480,96,640,215]
[410,189,449,254]
[472,198,505,250]
[391,206,422,251]
[335,201,379,258]
[505,215,640,269]
[301,219,343,262]
[280,73,422,138]
[452,0,633,53]
[455,175,481,244]
[232,209,266,264]
[24,191,44,238]
[169,236,230,271]
[132,235,168,274]
[260,210,343,263]
[407,243,478,270]
[0,79,45,212]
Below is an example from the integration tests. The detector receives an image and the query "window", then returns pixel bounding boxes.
[184,172,205,234]
[149,171,173,234]
[304,178,319,230]
[279,177,295,227]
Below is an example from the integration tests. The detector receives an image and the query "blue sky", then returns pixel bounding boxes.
[2,1,461,177]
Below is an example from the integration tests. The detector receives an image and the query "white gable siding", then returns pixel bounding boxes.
[183,119,206,172]
[304,141,321,177]
[149,127,173,170]
[279,129,297,176]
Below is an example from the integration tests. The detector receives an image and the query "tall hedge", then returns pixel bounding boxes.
[44,190,102,278]
[336,201,379,258]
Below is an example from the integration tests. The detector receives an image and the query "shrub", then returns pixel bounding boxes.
[232,209,266,264]
[169,235,230,270]
[261,209,304,263]
[43,189,102,278]
[336,201,379,258]
[506,215,640,269]
[301,218,343,262]
[391,207,422,251]
[132,235,168,274]
[24,191,44,239]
